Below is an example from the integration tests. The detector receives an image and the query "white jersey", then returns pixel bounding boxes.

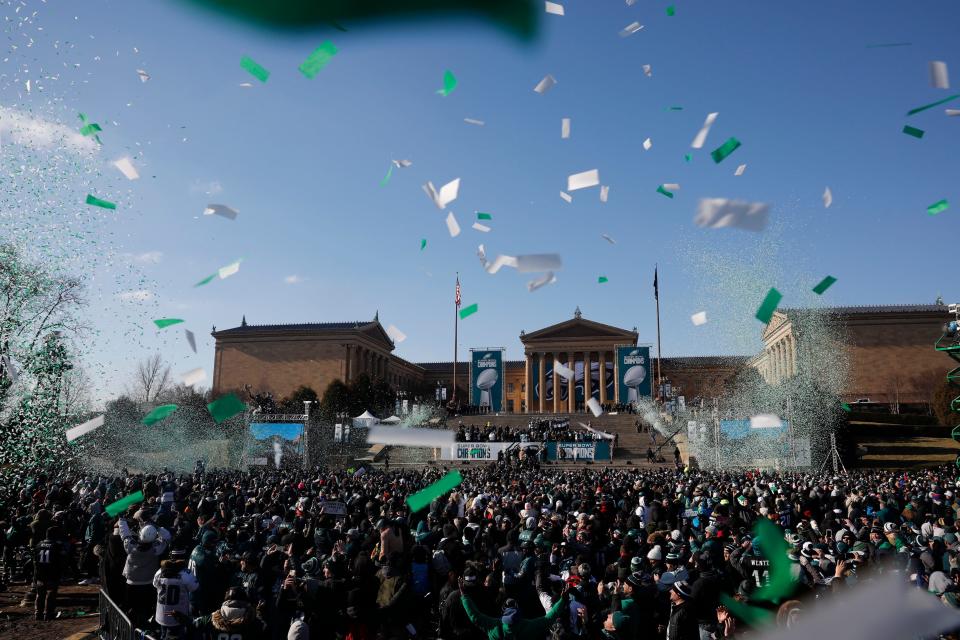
[152,568,199,626]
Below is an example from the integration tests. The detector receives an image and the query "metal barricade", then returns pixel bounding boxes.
[99,589,132,640]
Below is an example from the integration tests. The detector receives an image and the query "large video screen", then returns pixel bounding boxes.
[248,422,304,466]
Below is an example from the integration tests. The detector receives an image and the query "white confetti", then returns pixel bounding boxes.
[600,185,609,203]
[694,198,769,232]
[386,324,407,343]
[930,61,950,89]
[643,137,652,150]
[545,1,565,16]
[445,211,461,237]
[534,74,557,94]
[218,260,241,280]
[587,397,603,417]
[423,178,460,209]
[463,118,485,126]
[112,157,139,180]
[66,415,104,442]
[560,191,572,203]
[554,360,575,381]
[691,311,707,326]
[136,68,150,82]
[568,169,600,191]
[734,164,747,176]
[472,222,491,233]
[601,233,616,244]
[619,22,644,37]
[690,112,719,149]
[204,204,239,220]
[823,187,833,209]
[561,117,570,139]
[185,329,197,353]
[642,64,652,77]
[527,271,557,292]
[393,159,413,168]
[180,368,207,387]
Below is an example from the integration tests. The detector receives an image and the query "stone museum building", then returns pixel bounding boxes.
[210,303,956,414]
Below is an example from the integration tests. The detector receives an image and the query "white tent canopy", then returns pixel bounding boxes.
[353,410,379,427]
[382,415,402,424]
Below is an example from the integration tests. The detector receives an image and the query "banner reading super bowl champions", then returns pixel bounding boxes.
[470,349,504,412]
[616,346,652,403]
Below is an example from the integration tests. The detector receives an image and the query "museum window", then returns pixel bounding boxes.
[507,382,515,393]
[507,399,515,412]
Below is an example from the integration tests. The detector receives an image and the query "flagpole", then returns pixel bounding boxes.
[655,265,663,403]
[453,273,459,406]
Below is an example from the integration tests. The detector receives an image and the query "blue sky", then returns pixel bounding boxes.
[5,0,959,403]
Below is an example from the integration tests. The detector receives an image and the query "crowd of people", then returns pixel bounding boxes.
[455,419,613,444]
[5,459,960,640]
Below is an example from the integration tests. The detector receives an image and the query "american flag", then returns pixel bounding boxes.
[455,276,461,307]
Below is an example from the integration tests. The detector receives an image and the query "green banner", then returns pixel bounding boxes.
[470,350,504,411]
[616,346,651,404]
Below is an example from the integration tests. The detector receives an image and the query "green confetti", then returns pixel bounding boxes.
[240,55,270,82]
[684,153,692,163]
[207,393,247,424]
[142,404,179,426]
[902,125,925,139]
[666,5,675,15]
[812,275,837,295]
[459,303,478,319]
[105,490,144,517]
[656,184,675,199]
[598,276,608,283]
[666,106,683,111]
[420,238,427,251]
[752,518,796,604]
[299,41,338,78]
[476,212,492,220]
[841,402,851,412]
[928,199,950,216]
[755,287,782,324]
[710,137,741,163]
[380,163,393,186]
[79,123,102,137]
[866,42,912,48]
[153,318,185,329]
[406,470,462,512]
[194,273,217,287]
[85,194,116,210]
[907,93,960,116]
[437,69,457,96]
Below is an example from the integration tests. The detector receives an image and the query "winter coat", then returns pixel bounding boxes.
[118,519,168,585]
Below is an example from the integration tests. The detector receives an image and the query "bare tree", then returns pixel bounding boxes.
[131,354,173,403]
[0,242,85,411]
[60,365,93,418]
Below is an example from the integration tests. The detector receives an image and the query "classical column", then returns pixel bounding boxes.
[567,354,575,413]
[538,352,546,413]
[583,351,593,411]
[777,343,784,383]
[344,344,353,382]
[552,353,560,414]
[599,351,607,405]
[524,355,532,414]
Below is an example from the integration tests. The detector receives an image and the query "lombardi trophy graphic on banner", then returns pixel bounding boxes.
[477,367,498,407]
[624,365,647,403]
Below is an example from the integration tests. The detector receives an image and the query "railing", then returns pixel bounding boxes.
[99,590,132,640]
[98,589,159,640]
